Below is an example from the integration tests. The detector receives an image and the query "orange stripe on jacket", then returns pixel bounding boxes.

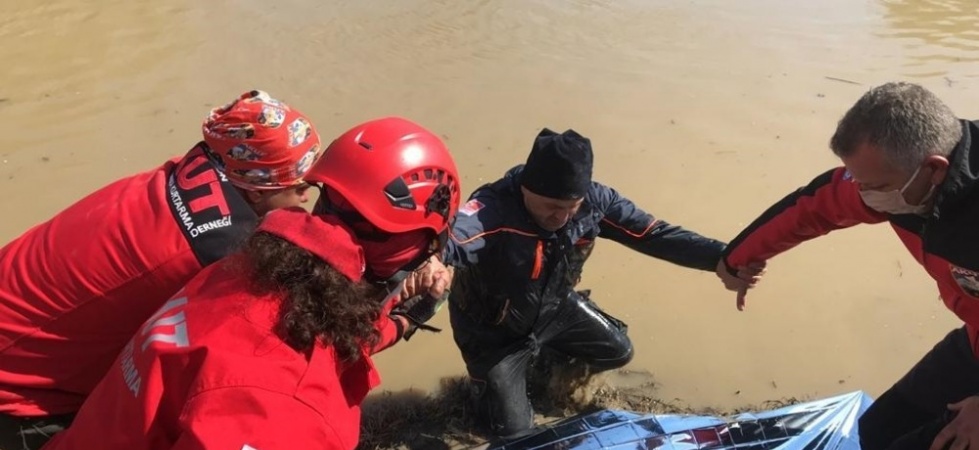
[599,217,659,239]
[531,241,543,280]
[450,227,538,245]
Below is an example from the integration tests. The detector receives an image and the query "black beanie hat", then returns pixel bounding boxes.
[520,128,593,200]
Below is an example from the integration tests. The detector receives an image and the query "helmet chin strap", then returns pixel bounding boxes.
[378,269,413,309]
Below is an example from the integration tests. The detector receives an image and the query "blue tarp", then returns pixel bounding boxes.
[488,391,873,450]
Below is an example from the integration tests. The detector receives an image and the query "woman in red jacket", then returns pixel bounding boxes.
[41,116,461,450]
[0,89,326,450]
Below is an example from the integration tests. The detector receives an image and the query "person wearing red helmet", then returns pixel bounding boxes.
[0,90,325,449]
[40,117,461,450]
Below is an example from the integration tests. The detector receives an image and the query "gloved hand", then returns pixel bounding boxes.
[391,290,449,341]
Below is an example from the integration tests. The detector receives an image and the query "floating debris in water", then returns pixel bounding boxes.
[824,76,862,86]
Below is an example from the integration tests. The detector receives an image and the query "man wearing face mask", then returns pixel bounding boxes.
[442,128,747,440]
[716,82,979,450]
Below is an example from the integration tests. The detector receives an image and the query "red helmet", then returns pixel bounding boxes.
[304,117,461,237]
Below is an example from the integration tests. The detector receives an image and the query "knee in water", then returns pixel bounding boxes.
[491,406,535,439]
[589,339,634,370]
[613,343,635,367]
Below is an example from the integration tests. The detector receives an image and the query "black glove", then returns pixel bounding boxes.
[392,291,449,341]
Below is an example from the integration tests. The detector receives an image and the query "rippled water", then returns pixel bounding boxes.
[1,0,977,409]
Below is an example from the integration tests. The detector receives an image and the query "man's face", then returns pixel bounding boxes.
[840,142,947,206]
[521,187,583,232]
[246,182,314,216]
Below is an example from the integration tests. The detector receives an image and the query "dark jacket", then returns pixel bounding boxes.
[444,165,726,336]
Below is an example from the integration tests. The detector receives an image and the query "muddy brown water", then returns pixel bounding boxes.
[2,0,977,412]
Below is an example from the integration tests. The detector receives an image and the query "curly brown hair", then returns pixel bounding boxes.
[240,231,385,361]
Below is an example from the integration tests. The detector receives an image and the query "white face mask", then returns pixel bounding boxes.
[858,165,935,215]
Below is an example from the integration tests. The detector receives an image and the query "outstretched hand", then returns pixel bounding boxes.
[401,256,453,302]
[715,259,766,311]
[394,256,454,341]
[930,396,979,450]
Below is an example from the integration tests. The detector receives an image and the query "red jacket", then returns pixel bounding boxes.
[723,120,979,356]
[0,145,258,416]
[41,258,402,450]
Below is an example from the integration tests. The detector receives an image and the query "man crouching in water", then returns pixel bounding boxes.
[442,128,760,439]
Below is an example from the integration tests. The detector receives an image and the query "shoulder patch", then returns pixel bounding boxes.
[950,264,979,298]
[459,199,485,216]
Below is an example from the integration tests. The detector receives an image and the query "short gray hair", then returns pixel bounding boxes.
[829,82,962,172]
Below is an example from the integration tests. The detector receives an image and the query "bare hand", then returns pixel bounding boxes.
[930,396,979,450]
[715,259,766,311]
[401,256,453,301]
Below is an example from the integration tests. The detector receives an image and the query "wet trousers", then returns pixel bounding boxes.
[449,290,633,438]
